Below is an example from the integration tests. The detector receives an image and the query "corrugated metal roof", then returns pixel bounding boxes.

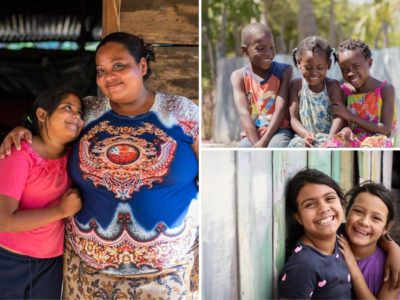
[0,0,101,44]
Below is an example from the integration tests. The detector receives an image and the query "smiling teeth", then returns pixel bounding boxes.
[354,228,368,236]
[318,216,334,224]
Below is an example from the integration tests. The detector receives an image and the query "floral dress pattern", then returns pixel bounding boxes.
[288,79,333,147]
[324,81,395,148]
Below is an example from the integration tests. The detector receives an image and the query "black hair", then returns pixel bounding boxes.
[24,86,83,136]
[96,32,155,81]
[241,22,272,46]
[337,39,372,61]
[292,36,336,68]
[285,168,345,260]
[345,181,395,226]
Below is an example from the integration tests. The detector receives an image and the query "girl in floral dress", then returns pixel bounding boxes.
[328,39,396,147]
[288,36,344,148]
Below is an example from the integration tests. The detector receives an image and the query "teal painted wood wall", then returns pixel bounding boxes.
[201,150,393,300]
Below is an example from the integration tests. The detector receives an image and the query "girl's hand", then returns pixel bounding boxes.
[331,103,353,121]
[338,127,354,139]
[257,126,268,138]
[383,235,400,290]
[253,140,264,148]
[0,127,32,159]
[338,234,358,270]
[303,132,314,147]
[59,188,82,218]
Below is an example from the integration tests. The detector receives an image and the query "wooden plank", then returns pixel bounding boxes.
[332,151,354,193]
[145,46,198,102]
[371,151,382,182]
[120,0,198,44]
[382,151,393,188]
[272,151,307,298]
[102,0,121,36]
[201,150,239,299]
[308,150,332,175]
[237,151,272,299]
[358,151,372,182]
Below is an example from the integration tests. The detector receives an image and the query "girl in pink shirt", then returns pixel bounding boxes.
[0,87,84,299]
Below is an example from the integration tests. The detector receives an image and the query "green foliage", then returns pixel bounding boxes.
[203,0,400,91]
[202,0,261,91]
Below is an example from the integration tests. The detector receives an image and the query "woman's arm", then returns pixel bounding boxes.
[0,189,82,232]
[191,137,199,160]
[0,127,32,159]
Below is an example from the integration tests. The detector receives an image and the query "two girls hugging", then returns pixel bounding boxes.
[278,169,400,299]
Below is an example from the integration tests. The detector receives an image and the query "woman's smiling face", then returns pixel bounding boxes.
[95,42,147,104]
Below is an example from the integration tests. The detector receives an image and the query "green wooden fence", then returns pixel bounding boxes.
[201,150,394,299]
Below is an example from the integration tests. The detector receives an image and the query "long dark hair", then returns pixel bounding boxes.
[96,32,155,81]
[285,168,345,260]
[24,86,82,136]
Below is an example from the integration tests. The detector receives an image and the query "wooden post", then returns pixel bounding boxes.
[102,0,121,36]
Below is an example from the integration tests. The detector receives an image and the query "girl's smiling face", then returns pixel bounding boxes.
[42,93,84,143]
[345,192,389,251]
[298,50,330,92]
[295,183,344,241]
[338,49,372,89]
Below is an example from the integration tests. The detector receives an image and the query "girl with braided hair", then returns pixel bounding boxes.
[327,39,396,147]
[288,36,345,147]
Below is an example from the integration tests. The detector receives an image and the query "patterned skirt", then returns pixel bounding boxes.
[62,239,199,300]
[322,132,392,148]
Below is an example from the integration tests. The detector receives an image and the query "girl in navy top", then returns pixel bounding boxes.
[278,169,352,299]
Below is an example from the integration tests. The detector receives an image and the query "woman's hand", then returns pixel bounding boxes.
[59,188,82,218]
[0,127,32,159]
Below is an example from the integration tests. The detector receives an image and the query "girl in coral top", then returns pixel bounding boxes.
[0,87,83,299]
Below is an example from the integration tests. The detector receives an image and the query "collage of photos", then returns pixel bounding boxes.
[0,0,399,299]
[202,0,400,300]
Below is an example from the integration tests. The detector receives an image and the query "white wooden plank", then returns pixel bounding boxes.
[371,151,382,182]
[382,151,393,188]
[201,150,239,299]
[358,151,372,182]
[271,150,307,298]
[237,151,272,299]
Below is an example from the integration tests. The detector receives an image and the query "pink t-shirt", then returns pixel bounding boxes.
[0,141,71,258]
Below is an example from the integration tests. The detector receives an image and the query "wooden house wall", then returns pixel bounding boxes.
[103,0,198,102]
[201,150,393,299]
